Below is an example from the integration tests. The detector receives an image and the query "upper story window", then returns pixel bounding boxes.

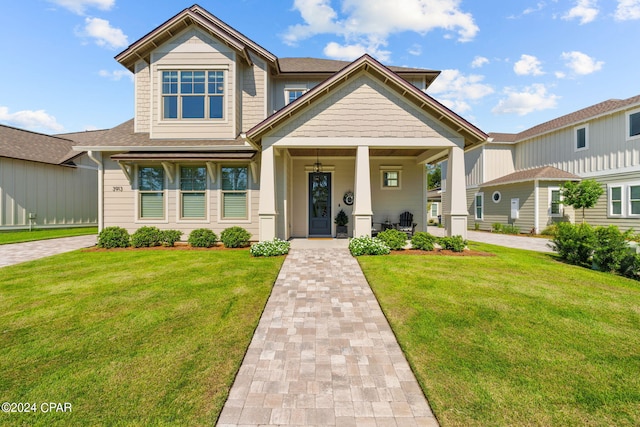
[575,125,588,151]
[285,89,306,105]
[162,71,224,120]
[628,110,640,141]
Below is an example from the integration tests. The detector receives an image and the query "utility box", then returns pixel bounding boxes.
[510,198,520,220]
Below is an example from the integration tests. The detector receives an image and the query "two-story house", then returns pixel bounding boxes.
[442,94,640,233]
[73,4,488,241]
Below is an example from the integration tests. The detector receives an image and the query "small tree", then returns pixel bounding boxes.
[561,179,604,224]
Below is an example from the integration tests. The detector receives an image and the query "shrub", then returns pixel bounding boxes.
[620,253,640,280]
[349,236,390,256]
[376,228,407,250]
[250,238,290,257]
[411,232,437,251]
[438,236,467,252]
[541,224,558,237]
[492,223,503,233]
[220,226,251,248]
[592,225,631,272]
[161,229,183,247]
[550,222,596,267]
[97,226,130,248]
[474,222,480,230]
[131,226,163,248]
[188,228,218,248]
[502,224,520,235]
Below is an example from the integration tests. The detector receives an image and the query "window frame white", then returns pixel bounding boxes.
[430,202,439,218]
[628,184,640,217]
[136,165,167,223]
[160,69,226,121]
[492,191,502,203]
[177,165,209,223]
[549,187,563,217]
[284,88,307,105]
[627,108,640,141]
[608,185,623,217]
[475,192,484,220]
[574,124,589,151]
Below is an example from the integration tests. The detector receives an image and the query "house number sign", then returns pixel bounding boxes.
[112,186,124,192]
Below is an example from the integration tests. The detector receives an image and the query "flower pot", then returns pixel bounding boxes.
[336,225,348,239]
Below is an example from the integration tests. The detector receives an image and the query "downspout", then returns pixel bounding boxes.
[87,151,104,231]
[534,179,539,234]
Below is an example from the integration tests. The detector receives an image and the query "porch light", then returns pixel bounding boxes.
[313,149,322,172]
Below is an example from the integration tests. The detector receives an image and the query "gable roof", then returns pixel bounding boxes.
[0,124,82,165]
[481,166,581,187]
[115,4,277,72]
[491,94,640,143]
[246,54,487,149]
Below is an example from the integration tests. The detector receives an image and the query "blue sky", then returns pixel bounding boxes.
[0,0,638,135]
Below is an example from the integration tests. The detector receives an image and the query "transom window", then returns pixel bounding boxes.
[221,166,248,219]
[162,70,224,120]
[285,89,306,105]
[575,125,588,151]
[138,166,165,219]
[629,110,640,140]
[180,166,207,219]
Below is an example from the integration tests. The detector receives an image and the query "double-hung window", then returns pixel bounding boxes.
[609,186,622,216]
[550,188,562,216]
[475,193,484,220]
[138,166,165,219]
[630,185,640,216]
[628,110,640,140]
[430,202,438,218]
[162,70,224,120]
[180,166,207,219]
[221,166,248,219]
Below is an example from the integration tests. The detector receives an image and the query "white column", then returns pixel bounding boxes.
[353,145,373,238]
[444,145,468,239]
[258,145,277,241]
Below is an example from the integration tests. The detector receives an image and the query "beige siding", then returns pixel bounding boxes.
[271,78,324,112]
[241,54,268,130]
[135,60,150,133]
[272,74,459,139]
[516,111,640,175]
[484,145,515,181]
[0,157,97,229]
[103,155,259,239]
[149,27,236,139]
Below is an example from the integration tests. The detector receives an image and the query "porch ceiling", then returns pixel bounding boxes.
[287,148,427,157]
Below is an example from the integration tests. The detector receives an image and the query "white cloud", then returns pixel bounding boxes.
[555,71,567,79]
[615,0,640,20]
[509,2,547,19]
[323,41,391,62]
[48,0,114,15]
[284,0,478,61]
[471,56,489,68]
[82,17,128,49]
[99,69,133,81]
[562,0,599,24]
[408,44,422,56]
[492,84,559,116]
[514,54,545,76]
[561,51,604,75]
[428,69,494,113]
[0,106,65,133]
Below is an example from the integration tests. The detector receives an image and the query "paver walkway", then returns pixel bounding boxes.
[0,235,97,268]
[218,248,438,427]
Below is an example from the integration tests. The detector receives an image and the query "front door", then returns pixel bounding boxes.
[309,172,331,236]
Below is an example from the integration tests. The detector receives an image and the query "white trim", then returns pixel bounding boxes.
[284,88,307,105]
[265,136,463,148]
[134,164,169,224]
[491,190,501,203]
[628,183,640,217]
[626,108,640,141]
[608,184,623,217]
[578,165,640,179]
[534,181,539,234]
[380,169,401,190]
[574,124,589,151]
[474,192,484,220]
[305,170,335,237]
[548,186,563,217]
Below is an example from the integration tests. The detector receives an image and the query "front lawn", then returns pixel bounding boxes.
[0,227,98,245]
[359,243,640,426]
[0,249,284,426]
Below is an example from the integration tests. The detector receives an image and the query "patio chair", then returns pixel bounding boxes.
[395,211,417,238]
[371,220,381,237]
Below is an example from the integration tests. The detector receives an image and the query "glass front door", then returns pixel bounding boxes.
[309,172,331,236]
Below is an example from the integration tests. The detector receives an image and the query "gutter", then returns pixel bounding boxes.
[87,151,104,232]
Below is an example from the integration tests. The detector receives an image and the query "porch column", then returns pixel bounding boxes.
[444,145,468,239]
[258,145,277,241]
[353,145,373,238]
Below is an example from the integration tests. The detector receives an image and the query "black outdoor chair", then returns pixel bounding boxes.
[395,211,417,238]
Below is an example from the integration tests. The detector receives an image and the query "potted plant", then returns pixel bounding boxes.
[335,209,349,238]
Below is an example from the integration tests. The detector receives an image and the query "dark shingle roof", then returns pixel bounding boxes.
[481,166,581,187]
[277,57,438,75]
[487,132,518,143]
[0,124,80,165]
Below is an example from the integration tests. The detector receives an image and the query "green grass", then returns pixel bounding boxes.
[358,243,640,427]
[0,227,98,245]
[0,249,284,426]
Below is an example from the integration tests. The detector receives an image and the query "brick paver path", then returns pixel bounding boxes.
[0,235,97,268]
[218,248,438,427]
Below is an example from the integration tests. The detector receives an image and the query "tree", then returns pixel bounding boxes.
[427,164,441,190]
[561,179,604,224]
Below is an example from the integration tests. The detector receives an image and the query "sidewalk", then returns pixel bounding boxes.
[427,227,553,253]
[0,235,97,268]
[218,248,438,426]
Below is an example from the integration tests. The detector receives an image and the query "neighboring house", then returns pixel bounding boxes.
[442,94,640,233]
[0,125,99,230]
[73,4,487,241]
[427,188,441,224]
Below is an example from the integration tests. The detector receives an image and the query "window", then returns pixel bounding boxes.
[430,203,438,217]
[550,188,562,216]
[138,166,165,219]
[628,110,640,140]
[162,70,224,120]
[609,185,622,216]
[492,191,501,203]
[575,125,588,151]
[221,166,248,219]
[285,89,305,105]
[475,193,484,220]
[630,185,640,216]
[180,166,207,219]
[383,171,399,188]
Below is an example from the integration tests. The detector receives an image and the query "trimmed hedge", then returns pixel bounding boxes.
[437,235,467,252]
[376,228,408,250]
[188,228,218,248]
[411,232,437,251]
[220,226,251,248]
[97,226,130,248]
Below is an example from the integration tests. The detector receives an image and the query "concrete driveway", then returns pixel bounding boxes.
[427,227,553,253]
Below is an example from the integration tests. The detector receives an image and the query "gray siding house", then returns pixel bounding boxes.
[0,125,99,230]
[74,4,488,241]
